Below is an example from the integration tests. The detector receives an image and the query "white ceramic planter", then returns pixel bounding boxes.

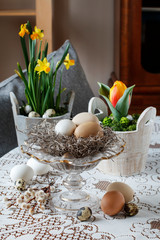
[88,97,157,176]
[10,91,75,150]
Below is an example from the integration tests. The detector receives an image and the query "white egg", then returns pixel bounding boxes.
[55,119,76,136]
[27,158,52,175]
[10,164,34,183]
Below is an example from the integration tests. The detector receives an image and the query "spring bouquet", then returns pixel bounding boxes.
[15,21,75,118]
[98,81,140,131]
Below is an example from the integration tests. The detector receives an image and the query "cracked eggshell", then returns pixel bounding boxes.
[55,119,76,136]
[72,112,99,126]
[106,182,134,203]
[27,158,52,176]
[10,164,34,183]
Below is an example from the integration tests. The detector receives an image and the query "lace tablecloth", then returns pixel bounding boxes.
[0,117,160,240]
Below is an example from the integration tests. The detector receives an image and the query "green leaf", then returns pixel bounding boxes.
[98,82,110,98]
[31,39,36,60]
[37,40,42,60]
[101,95,122,120]
[56,67,63,109]
[41,86,50,115]
[115,85,135,117]
[17,63,36,111]
[20,37,29,70]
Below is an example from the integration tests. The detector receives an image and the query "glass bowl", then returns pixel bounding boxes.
[21,143,124,212]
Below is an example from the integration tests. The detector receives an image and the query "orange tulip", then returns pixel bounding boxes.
[109,81,127,107]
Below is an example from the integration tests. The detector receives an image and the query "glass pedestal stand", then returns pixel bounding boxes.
[52,173,99,212]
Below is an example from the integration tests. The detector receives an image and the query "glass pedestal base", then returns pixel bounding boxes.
[51,191,100,212]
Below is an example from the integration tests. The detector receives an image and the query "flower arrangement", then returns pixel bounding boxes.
[98,81,140,131]
[15,21,75,117]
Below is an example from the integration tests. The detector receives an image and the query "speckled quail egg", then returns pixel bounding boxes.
[124,203,139,216]
[42,109,56,118]
[77,207,92,221]
[28,111,40,118]
[15,178,26,191]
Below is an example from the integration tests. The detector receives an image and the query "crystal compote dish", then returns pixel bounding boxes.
[22,120,124,212]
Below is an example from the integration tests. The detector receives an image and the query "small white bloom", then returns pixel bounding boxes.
[29,208,34,215]
[26,203,31,209]
[21,202,27,209]
[50,186,56,192]
[40,205,45,212]
[6,201,12,208]
[3,197,9,202]
[24,105,32,114]
[16,198,23,204]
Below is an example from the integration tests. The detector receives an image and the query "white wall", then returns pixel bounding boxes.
[0,0,114,97]
[54,0,114,96]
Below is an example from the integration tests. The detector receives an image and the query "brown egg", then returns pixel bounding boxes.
[72,112,99,126]
[106,182,134,203]
[101,191,125,216]
[74,121,103,138]
[62,152,73,159]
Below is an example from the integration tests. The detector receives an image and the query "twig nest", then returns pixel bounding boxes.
[124,203,139,216]
[24,105,32,114]
[55,119,76,136]
[42,109,56,118]
[101,191,125,216]
[77,207,92,221]
[15,178,26,191]
[10,164,34,183]
[28,111,40,118]
[72,112,99,125]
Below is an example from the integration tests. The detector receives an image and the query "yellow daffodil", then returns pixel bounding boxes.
[19,23,29,37]
[30,26,44,40]
[35,58,50,74]
[64,53,75,70]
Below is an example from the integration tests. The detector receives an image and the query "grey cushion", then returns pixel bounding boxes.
[0,40,94,157]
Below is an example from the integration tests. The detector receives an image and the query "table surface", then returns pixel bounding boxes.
[0,117,160,240]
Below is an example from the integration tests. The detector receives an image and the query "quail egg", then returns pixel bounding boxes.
[77,207,92,221]
[28,111,40,118]
[15,178,26,191]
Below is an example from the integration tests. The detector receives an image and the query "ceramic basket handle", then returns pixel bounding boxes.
[137,107,157,131]
[88,97,108,120]
[10,92,20,116]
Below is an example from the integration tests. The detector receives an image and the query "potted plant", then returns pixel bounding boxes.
[88,81,156,176]
[10,21,75,148]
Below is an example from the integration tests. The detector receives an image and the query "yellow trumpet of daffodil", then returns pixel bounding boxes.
[35,58,50,74]
[64,53,75,70]
[30,26,44,41]
[19,23,30,38]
